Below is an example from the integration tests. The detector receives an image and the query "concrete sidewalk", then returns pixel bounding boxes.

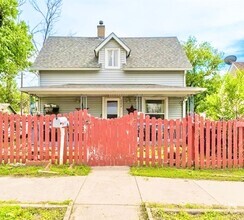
[0,167,244,219]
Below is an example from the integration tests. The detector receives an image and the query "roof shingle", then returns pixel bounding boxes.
[32,36,192,70]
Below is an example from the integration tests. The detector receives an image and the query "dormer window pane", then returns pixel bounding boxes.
[105,49,120,68]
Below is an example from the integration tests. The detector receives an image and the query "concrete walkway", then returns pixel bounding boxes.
[0,167,244,219]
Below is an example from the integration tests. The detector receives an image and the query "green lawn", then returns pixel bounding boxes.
[142,203,244,220]
[0,206,66,220]
[130,167,244,181]
[0,164,90,177]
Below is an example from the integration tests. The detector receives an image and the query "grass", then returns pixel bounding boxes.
[142,203,244,220]
[0,164,91,177]
[0,206,66,220]
[0,201,68,220]
[130,166,244,181]
[0,200,72,205]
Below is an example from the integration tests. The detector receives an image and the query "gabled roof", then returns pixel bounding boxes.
[32,35,192,71]
[233,62,244,70]
[94,32,131,57]
[228,62,244,74]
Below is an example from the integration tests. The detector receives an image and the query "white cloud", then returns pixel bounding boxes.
[21,0,244,59]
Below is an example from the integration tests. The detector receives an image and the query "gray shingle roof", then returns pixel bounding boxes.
[32,36,192,70]
[234,62,244,70]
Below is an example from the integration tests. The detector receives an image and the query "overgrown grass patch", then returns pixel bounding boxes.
[130,166,244,181]
[0,164,90,177]
[0,205,66,220]
[141,203,244,220]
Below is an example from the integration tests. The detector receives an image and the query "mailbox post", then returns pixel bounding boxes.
[52,117,69,165]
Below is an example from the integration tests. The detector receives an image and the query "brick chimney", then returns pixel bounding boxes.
[97,20,105,38]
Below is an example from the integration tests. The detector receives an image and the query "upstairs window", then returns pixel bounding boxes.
[105,48,120,69]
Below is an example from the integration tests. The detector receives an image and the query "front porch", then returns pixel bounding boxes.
[38,95,184,119]
[21,84,205,119]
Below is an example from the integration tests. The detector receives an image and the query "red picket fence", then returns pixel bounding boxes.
[137,114,244,168]
[0,111,243,168]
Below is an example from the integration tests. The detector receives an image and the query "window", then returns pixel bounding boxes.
[144,99,165,119]
[107,101,118,118]
[105,49,120,68]
[102,98,121,119]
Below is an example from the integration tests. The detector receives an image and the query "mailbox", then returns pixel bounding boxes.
[52,117,69,128]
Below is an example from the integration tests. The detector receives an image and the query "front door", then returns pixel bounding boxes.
[103,98,120,119]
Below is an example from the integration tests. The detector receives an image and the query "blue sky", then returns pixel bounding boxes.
[19,0,244,85]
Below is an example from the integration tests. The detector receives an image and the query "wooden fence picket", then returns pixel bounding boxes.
[239,123,243,167]
[175,119,180,168]
[222,121,227,168]
[233,121,237,167]
[181,118,187,168]
[163,119,168,166]
[15,114,21,163]
[199,117,204,168]
[194,115,199,169]
[151,117,156,166]
[187,116,193,168]
[205,120,211,168]
[157,118,162,166]
[228,121,232,168]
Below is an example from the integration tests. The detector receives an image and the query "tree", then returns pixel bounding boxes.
[29,0,62,49]
[204,71,244,120]
[182,37,223,113]
[0,0,33,111]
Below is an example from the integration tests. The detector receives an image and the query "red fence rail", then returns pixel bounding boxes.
[0,111,243,168]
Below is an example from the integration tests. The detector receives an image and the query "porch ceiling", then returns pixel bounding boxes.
[20,84,205,97]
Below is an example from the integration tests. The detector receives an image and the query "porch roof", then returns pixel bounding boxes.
[21,84,205,97]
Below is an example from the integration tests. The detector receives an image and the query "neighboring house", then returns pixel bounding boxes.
[228,62,244,74]
[21,22,204,119]
[0,103,16,114]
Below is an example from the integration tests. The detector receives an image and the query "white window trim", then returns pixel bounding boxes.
[102,97,121,119]
[105,48,120,69]
[142,97,168,119]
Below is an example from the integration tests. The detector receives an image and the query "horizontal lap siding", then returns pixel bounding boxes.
[87,97,102,117]
[168,97,183,119]
[40,71,185,86]
[40,97,79,114]
[123,96,137,115]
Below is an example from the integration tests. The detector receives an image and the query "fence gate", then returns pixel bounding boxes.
[85,113,138,166]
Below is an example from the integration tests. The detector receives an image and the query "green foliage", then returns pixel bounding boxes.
[0,0,33,112]
[204,71,244,120]
[183,37,223,112]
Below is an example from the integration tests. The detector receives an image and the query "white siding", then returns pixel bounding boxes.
[123,96,137,115]
[40,71,184,86]
[99,39,126,67]
[40,96,79,114]
[87,96,102,117]
[168,97,183,119]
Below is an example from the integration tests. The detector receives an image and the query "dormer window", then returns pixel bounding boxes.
[105,48,120,69]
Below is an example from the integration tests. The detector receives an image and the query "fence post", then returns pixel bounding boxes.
[194,115,199,169]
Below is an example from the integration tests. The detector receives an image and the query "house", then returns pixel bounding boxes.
[228,62,244,74]
[21,21,204,119]
[0,103,16,114]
